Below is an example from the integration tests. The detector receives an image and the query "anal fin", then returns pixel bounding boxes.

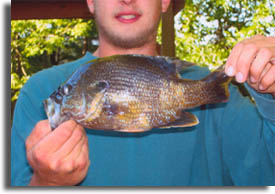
[117,128,151,133]
[159,111,199,129]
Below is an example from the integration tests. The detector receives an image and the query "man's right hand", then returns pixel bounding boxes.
[26,120,90,186]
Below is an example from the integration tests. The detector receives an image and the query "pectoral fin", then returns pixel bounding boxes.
[159,111,199,129]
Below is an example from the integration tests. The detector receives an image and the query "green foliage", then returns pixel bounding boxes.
[11,19,98,103]
[175,0,275,69]
[11,73,29,102]
[11,19,98,118]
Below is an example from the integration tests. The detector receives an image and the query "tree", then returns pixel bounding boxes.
[11,19,98,117]
[175,0,275,69]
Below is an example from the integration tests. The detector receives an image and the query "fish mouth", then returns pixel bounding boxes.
[43,97,69,130]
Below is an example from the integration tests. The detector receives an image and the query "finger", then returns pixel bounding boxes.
[58,133,87,173]
[258,64,275,91]
[225,43,244,76]
[235,43,258,83]
[252,34,265,39]
[65,132,87,161]
[249,48,273,83]
[26,120,52,151]
[34,120,77,154]
[74,141,90,183]
[53,124,85,159]
[75,136,90,172]
[258,62,272,81]
[247,63,271,91]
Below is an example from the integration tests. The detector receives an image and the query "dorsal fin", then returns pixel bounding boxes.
[153,56,196,78]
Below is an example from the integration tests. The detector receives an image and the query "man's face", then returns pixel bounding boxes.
[88,0,170,49]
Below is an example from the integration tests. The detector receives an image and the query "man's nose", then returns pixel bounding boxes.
[120,0,136,5]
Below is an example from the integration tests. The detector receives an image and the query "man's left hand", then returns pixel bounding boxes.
[225,35,275,98]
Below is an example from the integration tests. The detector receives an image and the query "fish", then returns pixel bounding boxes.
[43,54,231,132]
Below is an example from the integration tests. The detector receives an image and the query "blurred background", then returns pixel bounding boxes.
[11,0,275,119]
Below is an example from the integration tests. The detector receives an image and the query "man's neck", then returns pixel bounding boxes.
[93,37,158,57]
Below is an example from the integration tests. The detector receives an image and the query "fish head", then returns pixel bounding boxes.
[44,80,109,129]
[43,83,75,129]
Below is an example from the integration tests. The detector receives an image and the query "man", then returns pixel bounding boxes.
[11,0,275,186]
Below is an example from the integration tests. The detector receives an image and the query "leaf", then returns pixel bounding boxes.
[175,0,275,69]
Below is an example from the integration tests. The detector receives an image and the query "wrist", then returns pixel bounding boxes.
[29,173,55,186]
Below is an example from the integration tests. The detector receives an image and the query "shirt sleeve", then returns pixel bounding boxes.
[11,121,33,186]
[220,84,275,185]
[11,86,47,186]
[244,83,275,122]
[11,70,54,186]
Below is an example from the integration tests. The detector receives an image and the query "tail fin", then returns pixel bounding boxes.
[201,66,232,104]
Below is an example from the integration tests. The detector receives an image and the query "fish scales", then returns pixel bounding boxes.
[44,54,231,132]
[90,56,175,130]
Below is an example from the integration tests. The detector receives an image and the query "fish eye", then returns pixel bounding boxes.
[96,81,108,91]
[63,84,72,95]
[89,80,109,93]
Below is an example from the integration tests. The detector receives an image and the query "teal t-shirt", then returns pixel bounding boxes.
[11,52,275,186]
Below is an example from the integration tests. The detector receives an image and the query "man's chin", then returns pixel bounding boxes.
[104,33,148,49]
[98,23,157,49]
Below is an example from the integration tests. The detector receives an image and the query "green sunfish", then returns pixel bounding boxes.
[44,54,231,132]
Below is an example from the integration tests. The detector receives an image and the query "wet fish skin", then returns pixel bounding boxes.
[44,54,231,132]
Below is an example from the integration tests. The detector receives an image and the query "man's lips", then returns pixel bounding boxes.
[115,12,141,23]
